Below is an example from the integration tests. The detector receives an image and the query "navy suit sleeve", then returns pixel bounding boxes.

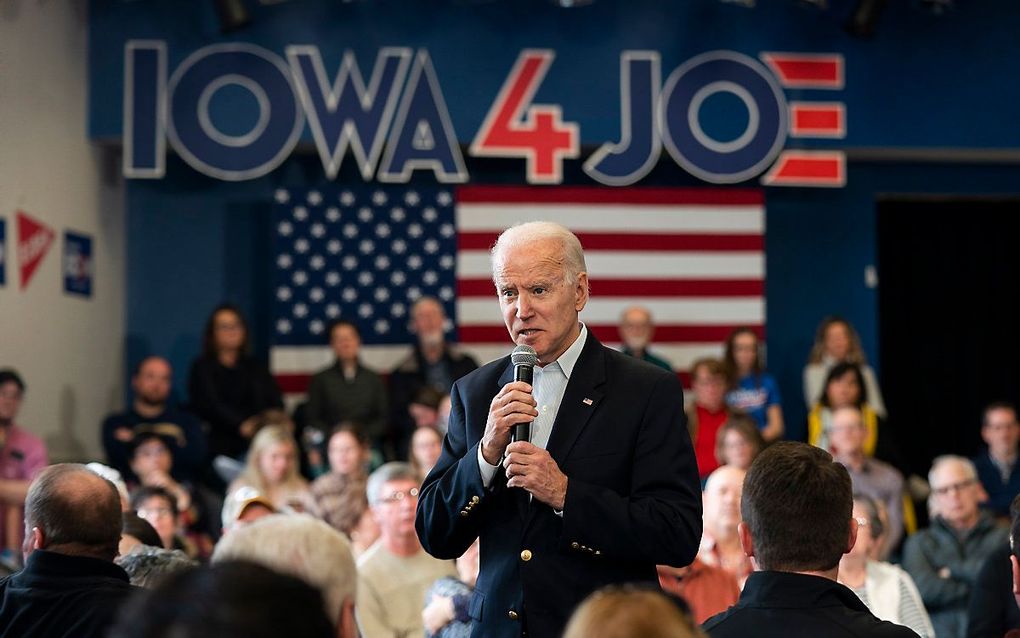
[558,372,702,567]
[416,378,489,560]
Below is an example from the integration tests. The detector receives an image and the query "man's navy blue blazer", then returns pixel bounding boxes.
[415,332,703,638]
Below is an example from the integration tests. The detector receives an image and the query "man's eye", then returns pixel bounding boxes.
[533,288,546,295]
[501,289,517,298]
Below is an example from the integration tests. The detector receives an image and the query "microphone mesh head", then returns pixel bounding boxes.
[511,344,538,367]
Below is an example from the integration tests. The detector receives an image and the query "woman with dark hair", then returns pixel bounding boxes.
[807,362,894,463]
[187,304,283,461]
[722,327,784,442]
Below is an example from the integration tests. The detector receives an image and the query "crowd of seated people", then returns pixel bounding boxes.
[2,305,1020,638]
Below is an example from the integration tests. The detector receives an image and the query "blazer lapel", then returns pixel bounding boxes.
[545,333,607,466]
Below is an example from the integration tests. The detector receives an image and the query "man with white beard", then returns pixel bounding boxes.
[618,306,673,372]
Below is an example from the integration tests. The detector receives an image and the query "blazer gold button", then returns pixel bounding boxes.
[520,549,532,562]
[595,550,601,556]
[471,495,480,504]
[460,511,468,517]
[508,610,519,620]
[570,542,579,550]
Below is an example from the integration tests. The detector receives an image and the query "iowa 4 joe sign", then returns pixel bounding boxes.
[124,44,845,187]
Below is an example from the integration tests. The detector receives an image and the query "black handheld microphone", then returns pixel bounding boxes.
[510,344,538,443]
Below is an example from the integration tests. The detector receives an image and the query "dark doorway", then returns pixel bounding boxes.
[877,198,1020,480]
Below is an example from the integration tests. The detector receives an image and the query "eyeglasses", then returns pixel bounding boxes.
[931,479,976,497]
[854,517,869,528]
[380,487,419,503]
[138,507,174,520]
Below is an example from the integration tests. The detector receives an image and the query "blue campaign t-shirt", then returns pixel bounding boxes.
[726,373,782,431]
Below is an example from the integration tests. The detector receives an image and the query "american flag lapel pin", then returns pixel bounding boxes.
[582,398,593,406]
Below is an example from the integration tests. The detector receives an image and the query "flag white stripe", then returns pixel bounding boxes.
[456,298,764,325]
[458,251,765,278]
[457,204,764,233]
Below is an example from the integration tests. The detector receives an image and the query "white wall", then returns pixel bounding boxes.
[0,0,125,462]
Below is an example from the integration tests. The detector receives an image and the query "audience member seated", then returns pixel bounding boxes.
[618,305,674,372]
[966,493,1020,638]
[723,327,784,442]
[829,406,907,559]
[807,362,896,463]
[564,586,706,638]
[312,423,371,515]
[119,510,163,557]
[973,401,1020,518]
[131,485,196,558]
[188,303,283,463]
[101,356,207,485]
[803,315,887,417]
[219,486,276,535]
[657,558,740,624]
[357,462,456,637]
[305,319,389,461]
[703,442,915,637]
[389,297,478,461]
[0,368,48,569]
[838,494,934,637]
[0,464,137,638]
[127,432,219,556]
[227,424,318,516]
[410,425,443,484]
[410,387,445,430]
[422,538,480,638]
[687,358,741,480]
[212,513,359,637]
[115,544,198,588]
[903,455,1008,638]
[698,466,752,589]
[714,416,765,472]
[108,561,335,638]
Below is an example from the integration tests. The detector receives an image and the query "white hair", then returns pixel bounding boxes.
[490,221,587,287]
[211,513,356,625]
[928,454,978,487]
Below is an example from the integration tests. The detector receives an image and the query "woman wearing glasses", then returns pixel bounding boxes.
[838,494,934,638]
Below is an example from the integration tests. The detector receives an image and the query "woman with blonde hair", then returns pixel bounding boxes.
[227,425,318,516]
[563,586,705,638]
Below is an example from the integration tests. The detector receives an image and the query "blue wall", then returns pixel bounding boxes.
[107,0,1020,440]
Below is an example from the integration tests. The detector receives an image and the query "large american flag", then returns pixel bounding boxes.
[270,185,764,402]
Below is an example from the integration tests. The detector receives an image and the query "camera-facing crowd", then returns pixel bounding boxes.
[1,224,1018,638]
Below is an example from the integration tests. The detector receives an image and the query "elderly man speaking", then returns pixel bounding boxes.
[416,221,702,638]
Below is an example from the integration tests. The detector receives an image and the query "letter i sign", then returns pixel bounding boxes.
[470,50,579,184]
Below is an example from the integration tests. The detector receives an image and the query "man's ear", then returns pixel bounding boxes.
[23,526,44,559]
[846,517,859,555]
[737,521,754,559]
[337,596,358,638]
[1011,555,1020,595]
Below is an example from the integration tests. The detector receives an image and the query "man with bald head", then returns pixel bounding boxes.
[699,465,752,588]
[101,356,206,483]
[390,296,478,460]
[0,463,136,637]
[417,221,701,638]
[618,305,673,372]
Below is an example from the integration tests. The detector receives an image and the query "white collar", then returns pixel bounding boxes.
[540,323,587,380]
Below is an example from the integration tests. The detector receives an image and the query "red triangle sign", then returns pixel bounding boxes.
[16,210,55,290]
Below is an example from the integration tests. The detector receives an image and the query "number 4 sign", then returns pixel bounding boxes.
[470,50,580,184]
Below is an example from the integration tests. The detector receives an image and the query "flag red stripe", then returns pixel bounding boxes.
[457,231,763,252]
[457,278,763,297]
[458,324,763,343]
[456,185,764,206]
